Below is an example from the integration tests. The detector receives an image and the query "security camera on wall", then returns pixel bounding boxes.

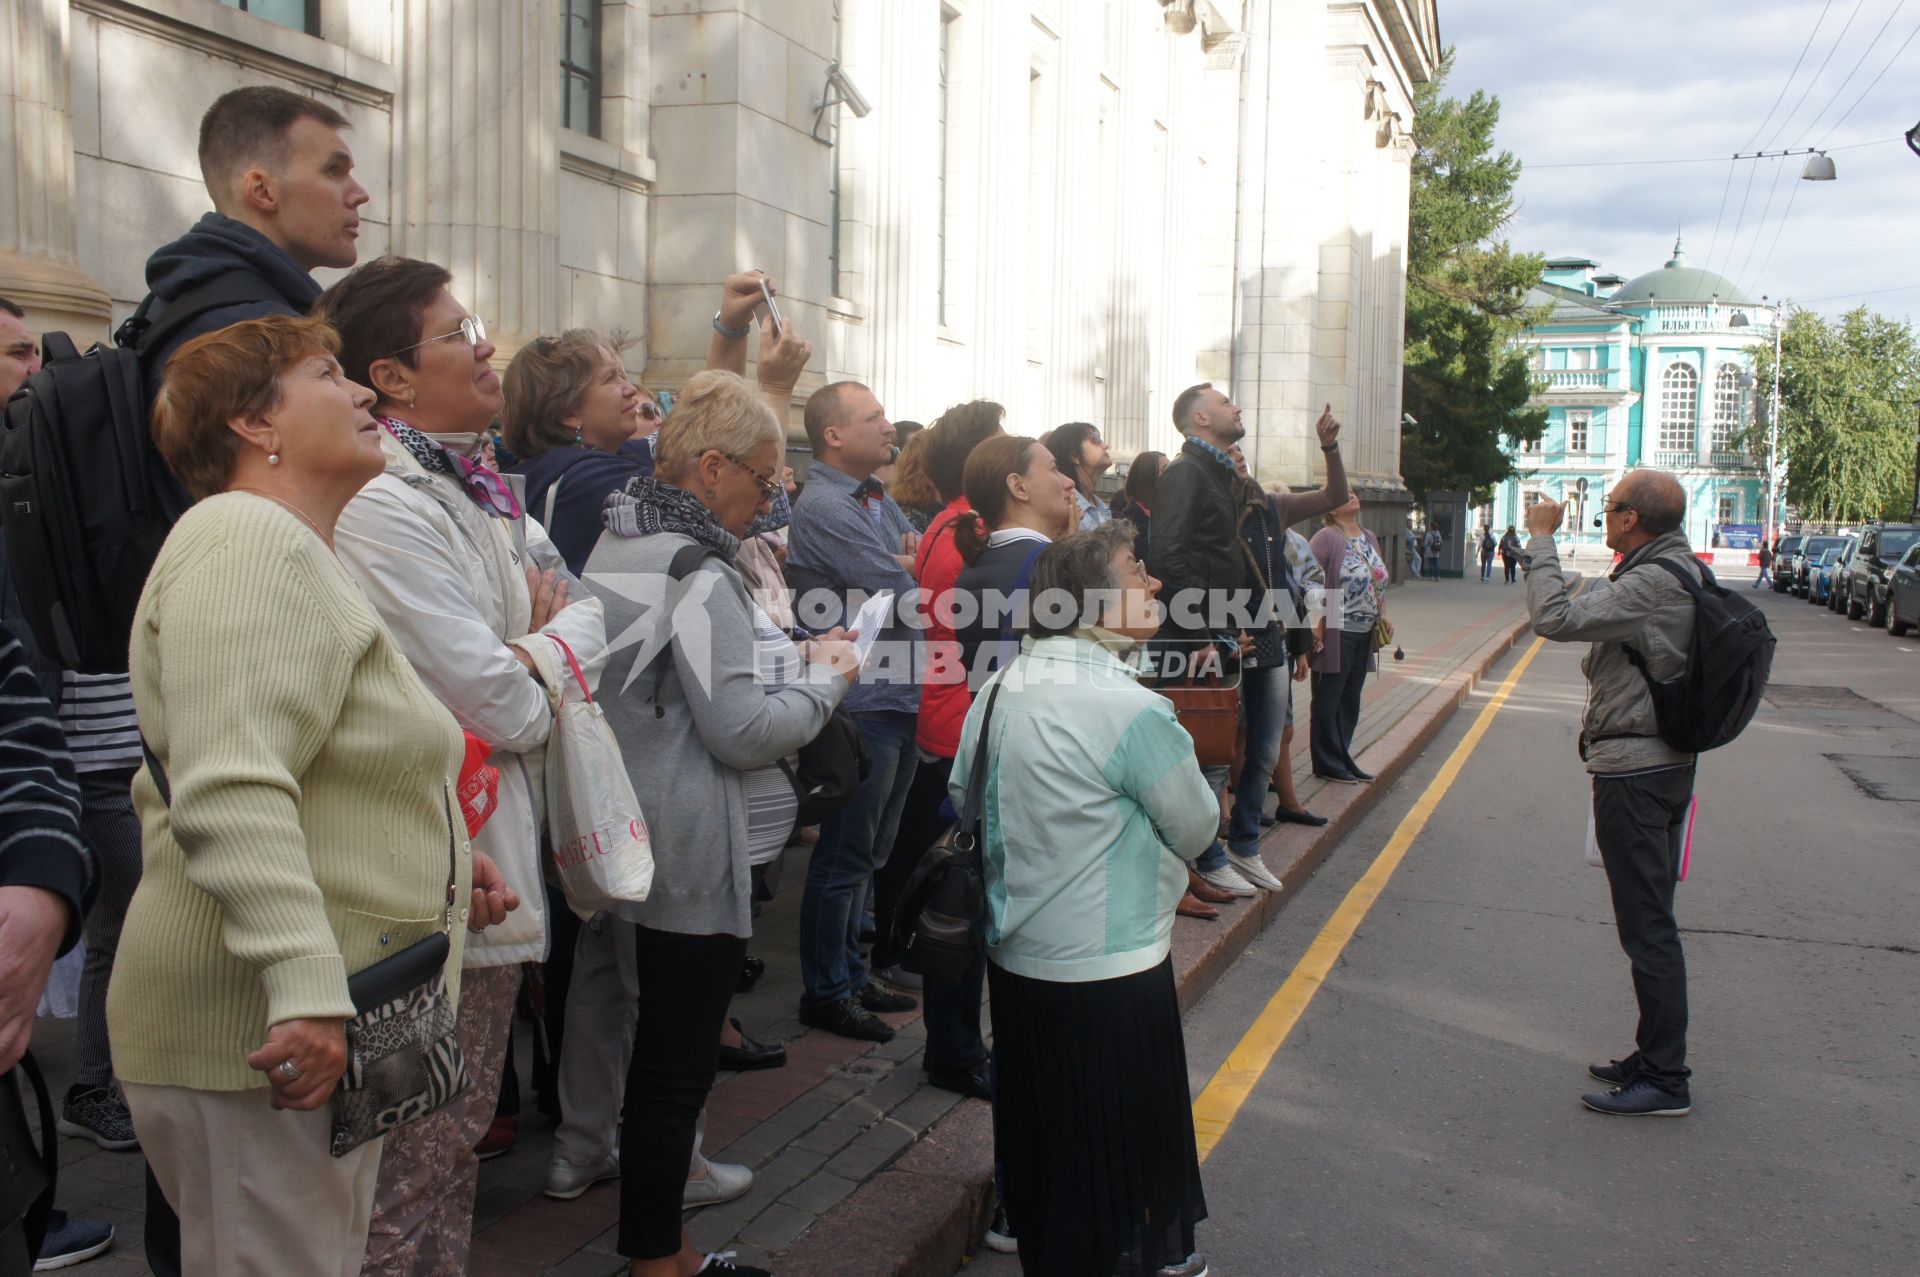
[826,64,872,119]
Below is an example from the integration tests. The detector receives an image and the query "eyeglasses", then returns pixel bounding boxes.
[727,455,781,500]
[384,314,486,359]
[1125,558,1151,583]
[1598,501,1636,517]
[638,399,663,423]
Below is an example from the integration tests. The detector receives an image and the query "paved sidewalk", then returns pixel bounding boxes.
[28,577,1532,1277]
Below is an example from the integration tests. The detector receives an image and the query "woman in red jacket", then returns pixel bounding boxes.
[867,400,1004,1097]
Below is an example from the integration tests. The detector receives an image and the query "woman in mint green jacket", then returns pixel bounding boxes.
[950,522,1217,1277]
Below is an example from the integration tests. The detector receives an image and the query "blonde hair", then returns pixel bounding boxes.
[888,430,940,511]
[652,369,781,477]
[500,328,638,457]
[152,314,340,500]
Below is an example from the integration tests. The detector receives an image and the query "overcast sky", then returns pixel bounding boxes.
[1440,0,1920,321]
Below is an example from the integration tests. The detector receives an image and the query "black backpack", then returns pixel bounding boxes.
[1623,558,1775,753]
[654,542,870,825]
[890,678,1004,985]
[0,274,283,672]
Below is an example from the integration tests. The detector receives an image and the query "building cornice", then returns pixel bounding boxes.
[75,0,395,106]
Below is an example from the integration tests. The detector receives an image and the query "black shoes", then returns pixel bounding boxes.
[801,997,896,1042]
[1312,770,1361,784]
[925,1061,992,1101]
[1587,1055,1640,1087]
[717,1017,787,1072]
[1347,767,1376,782]
[737,955,765,993]
[858,981,917,1014]
[1582,1078,1691,1117]
[1273,806,1329,827]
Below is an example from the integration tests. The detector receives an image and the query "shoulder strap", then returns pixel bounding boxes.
[1634,556,1705,598]
[140,733,171,807]
[120,272,288,356]
[542,469,565,530]
[649,542,721,715]
[952,679,1006,850]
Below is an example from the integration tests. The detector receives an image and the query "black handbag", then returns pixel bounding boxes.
[890,680,1004,984]
[1,1053,56,1266]
[778,704,872,827]
[140,739,471,1159]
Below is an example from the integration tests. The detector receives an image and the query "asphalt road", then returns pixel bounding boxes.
[960,581,1919,1276]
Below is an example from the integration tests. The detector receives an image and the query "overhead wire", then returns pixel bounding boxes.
[1761,0,1871,151]
[1739,176,1802,301]
[1795,0,1911,142]
[1733,156,1791,290]
[1817,6,1920,143]
[1703,160,1739,268]
[1520,136,1899,169]
[1713,150,1764,275]
[1739,0,1836,152]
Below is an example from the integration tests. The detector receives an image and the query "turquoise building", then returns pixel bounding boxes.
[1490,240,1772,550]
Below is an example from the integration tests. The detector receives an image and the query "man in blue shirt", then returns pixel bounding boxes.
[786,382,924,1041]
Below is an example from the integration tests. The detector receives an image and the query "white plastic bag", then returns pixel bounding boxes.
[546,635,654,917]
[1583,801,1603,868]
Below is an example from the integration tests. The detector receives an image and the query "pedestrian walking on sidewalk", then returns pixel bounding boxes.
[1499,526,1522,583]
[1424,526,1443,579]
[954,527,1217,1277]
[1479,527,1496,582]
[1755,541,1774,590]
[1520,469,1700,1118]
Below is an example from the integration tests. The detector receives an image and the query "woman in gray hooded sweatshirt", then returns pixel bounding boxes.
[582,369,858,1277]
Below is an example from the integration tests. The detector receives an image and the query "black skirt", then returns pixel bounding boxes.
[989,956,1207,1277]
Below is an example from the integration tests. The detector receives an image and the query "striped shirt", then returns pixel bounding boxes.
[744,601,803,864]
[60,671,144,772]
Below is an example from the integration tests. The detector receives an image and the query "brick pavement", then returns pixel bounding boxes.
[28,577,1530,1276]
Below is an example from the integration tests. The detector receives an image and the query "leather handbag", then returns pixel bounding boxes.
[892,680,1005,985]
[1160,673,1240,768]
[140,738,471,1159]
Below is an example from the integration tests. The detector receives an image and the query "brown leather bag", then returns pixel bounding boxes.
[1160,676,1241,768]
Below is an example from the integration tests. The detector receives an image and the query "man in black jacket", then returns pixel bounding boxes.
[1151,384,1347,897]
[135,85,370,389]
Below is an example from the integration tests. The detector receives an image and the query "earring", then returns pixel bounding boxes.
[705,489,717,501]
[574,429,583,446]
[268,452,281,466]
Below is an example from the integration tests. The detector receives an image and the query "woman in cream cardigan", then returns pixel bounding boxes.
[110,315,517,1277]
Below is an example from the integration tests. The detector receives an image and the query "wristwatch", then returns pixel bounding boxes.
[1321,442,1340,453]
[712,310,751,339]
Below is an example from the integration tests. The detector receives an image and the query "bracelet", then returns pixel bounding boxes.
[712,310,751,339]
[1321,442,1339,454]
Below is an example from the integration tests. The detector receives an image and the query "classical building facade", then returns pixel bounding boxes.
[1492,243,1772,551]
[3,0,1437,511]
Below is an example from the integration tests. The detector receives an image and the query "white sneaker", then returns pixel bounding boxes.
[1225,850,1283,892]
[1196,864,1257,898]
[543,1153,620,1200]
[684,1159,754,1207]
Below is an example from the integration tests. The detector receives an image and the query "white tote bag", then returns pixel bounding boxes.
[545,635,654,917]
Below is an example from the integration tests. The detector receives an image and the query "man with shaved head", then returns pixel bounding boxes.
[1522,467,1703,1118]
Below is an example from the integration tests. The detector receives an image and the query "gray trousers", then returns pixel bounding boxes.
[74,767,143,1092]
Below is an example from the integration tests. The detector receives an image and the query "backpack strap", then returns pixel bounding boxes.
[1618,556,1704,674]
[648,541,721,717]
[118,272,290,356]
[952,678,1006,853]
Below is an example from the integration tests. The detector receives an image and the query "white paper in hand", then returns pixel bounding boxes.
[848,591,895,669]
[1583,800,1602,868]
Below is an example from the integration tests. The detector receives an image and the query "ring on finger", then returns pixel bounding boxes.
[277,1059,302,1083]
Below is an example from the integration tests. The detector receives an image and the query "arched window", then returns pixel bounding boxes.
[1711,364,1741,453]
[1659,364,1698,453]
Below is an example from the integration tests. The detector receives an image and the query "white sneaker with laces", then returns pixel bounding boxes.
[1225,850,1283,892]
[1196,863,1257,898]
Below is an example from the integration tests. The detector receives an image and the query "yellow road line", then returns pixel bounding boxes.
[1190,636,1549,1162]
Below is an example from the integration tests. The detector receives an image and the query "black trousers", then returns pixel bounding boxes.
[617,924,749,1259]
[1309,630,1372,777]
[1592,765,1696,1091]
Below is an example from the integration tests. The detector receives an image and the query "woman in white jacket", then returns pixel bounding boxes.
[316,257,610,1276]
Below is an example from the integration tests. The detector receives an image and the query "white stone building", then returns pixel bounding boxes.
[3,0,1436,514]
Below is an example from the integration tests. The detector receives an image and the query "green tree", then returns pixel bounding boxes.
[1400,51,1546,504]
[1745,305,1920,524]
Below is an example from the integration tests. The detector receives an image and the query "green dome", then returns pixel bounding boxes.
[1609,238,1754,306]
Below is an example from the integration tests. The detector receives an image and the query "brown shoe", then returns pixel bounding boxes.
[1176,891,1220,920]
[1186,868,1236,904]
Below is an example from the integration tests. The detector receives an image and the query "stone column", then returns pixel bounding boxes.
[0,0,111,340]
[389,0,561,353]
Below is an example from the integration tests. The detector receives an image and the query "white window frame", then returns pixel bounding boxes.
[1567,410,1590,454]
[1659,363,1699,453]
[1711,363,1741,452]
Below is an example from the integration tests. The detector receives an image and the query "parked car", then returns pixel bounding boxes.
[1807,548,1846,606]
[1887,542,1920,638]
[1843,523,1920,626]
[1771,535,1804,593]
[1828,539,1862,612]
[1791,534,1850,597]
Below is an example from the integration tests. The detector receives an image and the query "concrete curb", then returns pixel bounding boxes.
[777,612,1537,1277]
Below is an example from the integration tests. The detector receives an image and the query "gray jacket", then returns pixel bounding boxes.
[584,529,847,938]
[1523,531,1700,775]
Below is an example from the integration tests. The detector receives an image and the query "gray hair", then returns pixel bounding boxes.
[651,369,782,477]
[1026,522,1136,637]
[1618,468,1686,535]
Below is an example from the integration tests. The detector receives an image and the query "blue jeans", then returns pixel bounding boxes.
[800,711,921,1008]
[1227,662,1290,855]
[1193,763,1230,872]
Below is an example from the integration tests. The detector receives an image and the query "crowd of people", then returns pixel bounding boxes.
[0,86,1396,1277]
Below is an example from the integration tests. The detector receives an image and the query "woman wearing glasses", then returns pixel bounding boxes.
[502,281,810,575]
[313,256,611,1276]
[583,370,859,1277]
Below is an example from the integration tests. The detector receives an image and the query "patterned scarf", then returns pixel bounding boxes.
[603,476,741,563]
[380,417,522,519]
